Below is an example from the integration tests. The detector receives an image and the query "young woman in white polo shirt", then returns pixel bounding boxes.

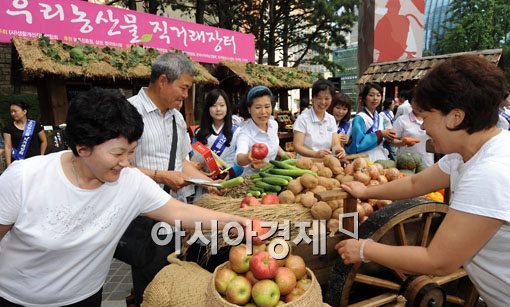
[236,86,293,174]
[392,100,434,167]
[195,89,243,177]
[293,79,346,158]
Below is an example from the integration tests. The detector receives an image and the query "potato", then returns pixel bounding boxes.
[367,164,380,180]
[294,193,303,203]
[287,179,304,195]
[352,158,368,171]
[344,163,354,175]
[330,178,341,188]
[384,168,400,181]
[317,167,333,178]
[353,171,371,185]
[310,165,319,174]
[332,207,344,219]
[278,190,296,204]
[300,191,317,208]
[296,157,313,170]
[300,173,318,190]
[361,202,374,217]
[324,155,343,174]
[310,185,327,194]
[327,200,339,211]
[327,218,340,236]
[378,175,388,184]
[311,201,332,220]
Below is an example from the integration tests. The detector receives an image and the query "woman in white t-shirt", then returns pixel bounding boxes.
[236,86,294,174]
[293,79,345,158]
[337,55,510,307]
[393,100,434,167]
[0,88,250,307]
[195,89,243,178]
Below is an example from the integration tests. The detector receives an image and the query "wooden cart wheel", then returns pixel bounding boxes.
[325,198,478,307]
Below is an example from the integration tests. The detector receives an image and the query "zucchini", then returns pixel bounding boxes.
[270,160,298,170]
[255,180,282,192]
[220,176,244,188]
[250,173,261,179]
[261,177,289,186]
[258,172,293,182]
[268,168,317,178]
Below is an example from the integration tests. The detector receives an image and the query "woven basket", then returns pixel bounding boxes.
[141,253,212,307]
[206,262,330,307]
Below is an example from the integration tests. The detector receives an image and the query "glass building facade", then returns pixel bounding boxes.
[423,0,452,54]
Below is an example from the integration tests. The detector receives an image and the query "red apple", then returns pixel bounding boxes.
[249,251,279,280]
[214,267,237,295]
[245,271,260,286]
[251,219,270,246]
[285,255,306,280]
[274,267,297,295]
[225,276,252,305]
[229,244,252,274]
[285,287,305,303]
[261,194,280,205]
[251,143,269,160]
[296,278,312,292]
[240,196,260,208]
[251,280,280,307]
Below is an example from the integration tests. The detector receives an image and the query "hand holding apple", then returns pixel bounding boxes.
[251,143,269,160]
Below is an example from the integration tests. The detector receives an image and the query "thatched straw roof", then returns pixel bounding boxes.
[358,49,503,85]
[11,37,218,85]
[218,60,317,89]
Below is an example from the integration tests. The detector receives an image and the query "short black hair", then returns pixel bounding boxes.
[328,93,352,122]
[382,98,394,110]
[240,86,274,119]
[312,79,336,98]
[10,101,29,112]
[65,87,144,155]
[414,54,508,133]
[360,83,383,104]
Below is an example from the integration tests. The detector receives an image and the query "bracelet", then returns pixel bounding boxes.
[360,239,373,263]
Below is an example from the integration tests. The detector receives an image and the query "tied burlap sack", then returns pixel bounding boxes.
[206,262,330,307]
[141,253,211,307]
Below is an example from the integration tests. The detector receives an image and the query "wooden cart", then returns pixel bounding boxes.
[306,189,478,307]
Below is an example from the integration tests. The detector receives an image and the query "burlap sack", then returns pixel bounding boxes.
[141,253,211,307]
[206,262,330,307]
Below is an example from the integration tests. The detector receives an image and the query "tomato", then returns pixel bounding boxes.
[251,143,269,160]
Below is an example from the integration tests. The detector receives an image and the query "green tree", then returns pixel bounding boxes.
[437,0,510,54]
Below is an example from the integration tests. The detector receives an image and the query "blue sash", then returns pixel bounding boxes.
[337,121,350,134]
[210,125,238,156]
[364,107,379,134]
[12,119,36,160]
[499,110,510,129]
[383,109,394,123]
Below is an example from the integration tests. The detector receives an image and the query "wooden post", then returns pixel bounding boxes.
[37,80,68,126]
[315,189,357,237]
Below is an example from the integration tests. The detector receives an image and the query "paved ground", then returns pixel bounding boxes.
[102,259,132,306]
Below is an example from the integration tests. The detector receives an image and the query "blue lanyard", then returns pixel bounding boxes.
[383,109,394,122]
[210,125,238,156]
[364,107,379,134]
[12,119,36,160]
[337,121,350,134]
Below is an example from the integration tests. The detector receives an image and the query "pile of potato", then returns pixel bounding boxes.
[278,156,397,233]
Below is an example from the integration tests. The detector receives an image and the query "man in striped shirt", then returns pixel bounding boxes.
[127,52,215,306]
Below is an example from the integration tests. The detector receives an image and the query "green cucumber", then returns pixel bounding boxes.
[252,178,263,182]
[250,173,261,179]
[258,172,293,182]
[247,190,261,197]
[280,151,290,161]
[220,176,244,188]
[268,168,317,178]
[249,186,265,192]
[261,177,289,186]
[255,180,282,192]
[270,160,298,170]
[282,159,297,166]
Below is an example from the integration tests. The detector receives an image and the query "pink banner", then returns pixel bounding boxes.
[0,0,255,64]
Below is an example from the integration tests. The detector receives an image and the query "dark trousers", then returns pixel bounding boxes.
[131,237,175,307]
[0,288,102,307]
